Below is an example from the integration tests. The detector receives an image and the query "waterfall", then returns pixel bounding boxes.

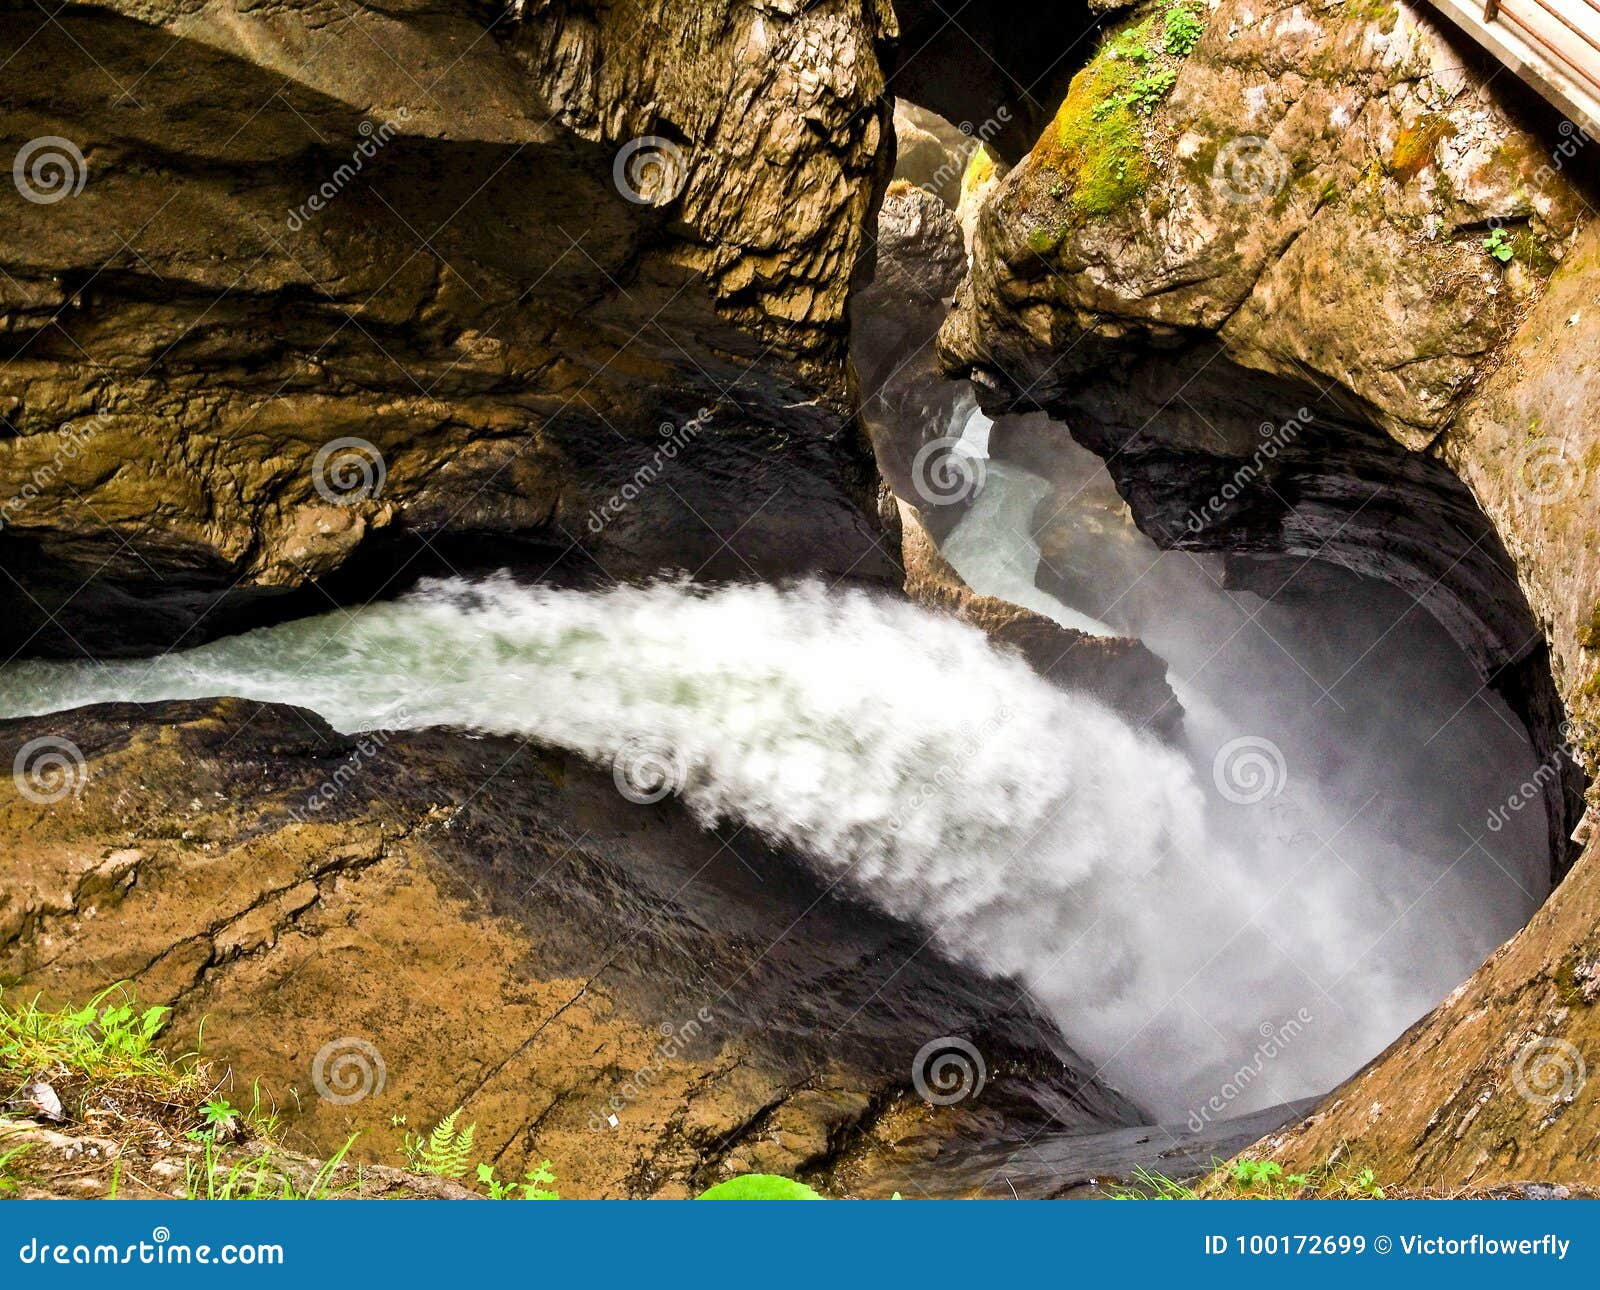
[0,572,1459,1115]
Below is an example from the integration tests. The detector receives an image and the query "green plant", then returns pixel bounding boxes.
[1109,1166,1200,1199]
[0,1141,31,1196]
[1127,68,1179,115]
[1485,227,1515,263]
[1163,1,1205,55]
[402,1108,477,1180]
[197,1097,239,1137]
[185,1135,356,1200]
[249,1086,280,1137]
[63,997,168,1059]
[1113,1155,1387,1200]
[1231,1158,1282,1189]
[1344,1166,1385,1199]
[476,1159,559,1200]
[697,1173,824,1200]
[0,985,212,1124]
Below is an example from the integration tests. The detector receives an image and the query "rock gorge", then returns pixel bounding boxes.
[1,0,1597,1194]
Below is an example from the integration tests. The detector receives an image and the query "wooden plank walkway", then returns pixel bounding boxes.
[1429,0,1600,137]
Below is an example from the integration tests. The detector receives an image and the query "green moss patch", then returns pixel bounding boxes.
[1023,3,1204,232]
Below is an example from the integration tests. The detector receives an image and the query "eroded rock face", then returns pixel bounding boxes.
[0,698,1141,1197]
[0,0,897,657]
[855,185,1180,730]
[900,500,1180,734]
[1249,223,1600,1188]
[940,0,1600,1187]
[939,0,1594,872]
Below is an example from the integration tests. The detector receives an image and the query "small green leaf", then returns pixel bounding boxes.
[698,1173,824,1200]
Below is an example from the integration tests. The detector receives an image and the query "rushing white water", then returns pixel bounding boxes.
[0,573,1409,1114]
[936,438,1548,1117]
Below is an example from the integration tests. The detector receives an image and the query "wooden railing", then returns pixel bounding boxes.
[1429,0,1600,136]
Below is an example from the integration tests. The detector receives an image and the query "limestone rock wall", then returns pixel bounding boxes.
[938,0,1594,873]
[939,0,1600,1186]
[0,0,900,656]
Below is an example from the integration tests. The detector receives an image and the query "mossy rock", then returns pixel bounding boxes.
[961,144,999,206]
[1037,57,1156,220]
[1389,114,1455,183]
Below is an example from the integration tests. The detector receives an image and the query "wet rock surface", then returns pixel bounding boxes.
[858,185,1181,733]
[0,0,898,657]
[0,698,1142,1197]
[899,500,1180,735]
[938,0,1600,1188]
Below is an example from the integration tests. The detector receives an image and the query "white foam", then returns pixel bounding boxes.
[0,575,1453,1114]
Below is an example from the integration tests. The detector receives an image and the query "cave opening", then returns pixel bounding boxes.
[855,96,1581,1135]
